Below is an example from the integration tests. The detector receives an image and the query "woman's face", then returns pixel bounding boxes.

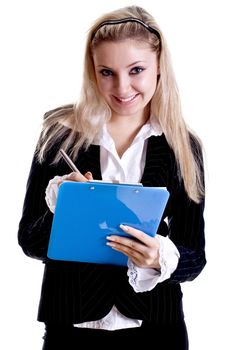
[93,39,159,120]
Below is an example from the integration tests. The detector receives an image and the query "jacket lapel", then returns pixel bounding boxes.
[76,145,102,180]
[141,135,170,187]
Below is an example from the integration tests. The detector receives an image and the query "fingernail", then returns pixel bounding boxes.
[120,224,129,231]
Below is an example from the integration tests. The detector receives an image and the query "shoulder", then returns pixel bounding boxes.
[43,103,75,120]
[43,103,75,129]
[36,105,76,164]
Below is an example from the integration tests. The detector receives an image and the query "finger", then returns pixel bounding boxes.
[119,224,155,246]
[106,235,146,255]
[84,171,93,180]
[66,171,88,182]
[106,240,143,260]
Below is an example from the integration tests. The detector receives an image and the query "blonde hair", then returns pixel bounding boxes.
[37,5,204,203]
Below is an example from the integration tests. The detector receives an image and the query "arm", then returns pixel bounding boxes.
[17,152,56,260]
[168,185,206,283]
[18,147,93,260]
[168,137,206,283]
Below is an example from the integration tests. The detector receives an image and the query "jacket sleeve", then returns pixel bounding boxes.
[17,152,56,261]
[168,186,206,283]
[168,140,206,283]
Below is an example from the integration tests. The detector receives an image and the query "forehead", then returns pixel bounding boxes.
[92,39,156,67]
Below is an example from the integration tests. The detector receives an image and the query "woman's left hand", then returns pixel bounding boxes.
[106,224,160,269]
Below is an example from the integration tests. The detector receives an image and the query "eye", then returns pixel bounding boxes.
[130,66,145,75]
[99,69,113,77]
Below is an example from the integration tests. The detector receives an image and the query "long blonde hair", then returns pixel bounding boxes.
[37,5,204,203]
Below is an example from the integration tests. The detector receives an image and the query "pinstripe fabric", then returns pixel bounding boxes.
[18,133,206,325]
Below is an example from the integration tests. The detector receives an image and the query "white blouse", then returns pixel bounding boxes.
[45,119,180,330]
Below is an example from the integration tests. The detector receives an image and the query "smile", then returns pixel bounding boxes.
[113,94,139,103]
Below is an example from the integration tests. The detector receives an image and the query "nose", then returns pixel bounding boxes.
[114,74,131,96]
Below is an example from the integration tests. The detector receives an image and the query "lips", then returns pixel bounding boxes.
[113,94,139,103]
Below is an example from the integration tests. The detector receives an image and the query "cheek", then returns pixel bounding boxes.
[96,78,112,94]
[146,72,159,92]
[135,76,157,92]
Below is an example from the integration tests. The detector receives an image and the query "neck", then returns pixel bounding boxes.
[110,106,150,128]
[107,114,150,158]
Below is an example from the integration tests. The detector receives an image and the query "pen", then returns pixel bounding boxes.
[59,149,82,175]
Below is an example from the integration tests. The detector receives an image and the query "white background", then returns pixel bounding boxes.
[1,0,232,349]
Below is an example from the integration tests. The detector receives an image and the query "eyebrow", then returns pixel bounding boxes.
[96,61,146,69]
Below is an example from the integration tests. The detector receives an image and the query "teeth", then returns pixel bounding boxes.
[117,95,136,102]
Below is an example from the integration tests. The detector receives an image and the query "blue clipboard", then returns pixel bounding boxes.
[47,181,170,266]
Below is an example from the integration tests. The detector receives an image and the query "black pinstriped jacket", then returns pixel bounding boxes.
[18,132,206,325]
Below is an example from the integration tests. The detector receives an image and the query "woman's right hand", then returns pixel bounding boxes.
[58,171,93,186]
[46,172,93,213]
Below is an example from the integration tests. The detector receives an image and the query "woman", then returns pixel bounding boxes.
[18,5,206,349]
